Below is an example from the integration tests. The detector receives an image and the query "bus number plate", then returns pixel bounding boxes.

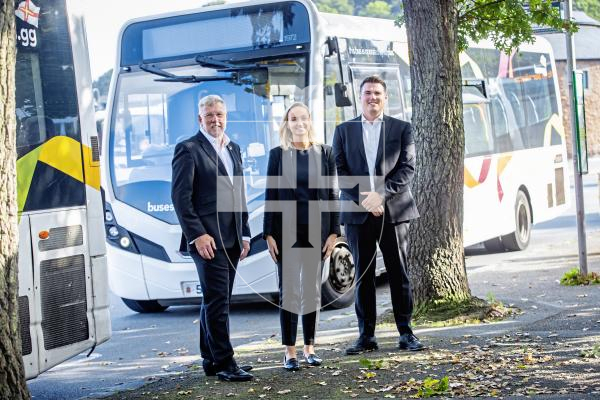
[182,281,202,297]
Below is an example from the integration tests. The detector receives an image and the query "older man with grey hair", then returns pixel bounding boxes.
[172,94,253,381]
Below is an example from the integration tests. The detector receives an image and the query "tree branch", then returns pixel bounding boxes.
[458,0,507,23]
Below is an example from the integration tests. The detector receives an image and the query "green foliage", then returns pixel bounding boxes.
[359,1,392,18]
[359,358,388,369]
[560,267,600,286]
[574,0,600,22]
[396,0,577,53]
[456,0,577,53]
[314,0,354,15]
[416,376,450,398]
[202,0,226,6]
[92,69,112,99]
[580,344,600,359]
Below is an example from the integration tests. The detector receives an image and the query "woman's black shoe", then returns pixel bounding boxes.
[283,356,300,371]
[303,353,322,366]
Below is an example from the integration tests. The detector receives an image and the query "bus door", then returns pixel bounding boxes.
[349,64,406,120]
[462,94,498,245]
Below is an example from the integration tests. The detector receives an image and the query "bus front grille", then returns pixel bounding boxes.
[38,225,83,252]
[19,296,32,356]
[40,254,89,350]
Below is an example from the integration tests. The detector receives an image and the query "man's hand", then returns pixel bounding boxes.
[266,235,279,263]
[240,240,250,261]
[322,234,338,260]
[370,205,384,217]
[360,191,384,213]
[195,234,216,260]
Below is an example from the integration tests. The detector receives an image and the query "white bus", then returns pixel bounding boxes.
[102,0,569,313]
[15,0,110,379]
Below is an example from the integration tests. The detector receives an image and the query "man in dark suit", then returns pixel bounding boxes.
[332,76,424,354]
[171,95,253,381]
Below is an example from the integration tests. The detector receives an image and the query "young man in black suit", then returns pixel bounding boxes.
[332,76,425,354]
[171,95,253,381]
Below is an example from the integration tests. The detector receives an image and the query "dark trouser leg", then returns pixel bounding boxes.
[199,302,211,361]
[191,247,240,366]
[301,311,317,345]
[277,260,299,346]
[378,221,413,334]
[345,220,378,339]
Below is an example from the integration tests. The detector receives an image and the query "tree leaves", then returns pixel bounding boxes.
[416,376,450,398]
[455,0,578,53]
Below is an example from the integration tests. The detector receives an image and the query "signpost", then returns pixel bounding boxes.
[564,0,588,275]
[572,70,588,175]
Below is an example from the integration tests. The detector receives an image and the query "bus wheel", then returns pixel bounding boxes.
[122,298,169,313]
[321,242,355,310]
[501,190,532,251]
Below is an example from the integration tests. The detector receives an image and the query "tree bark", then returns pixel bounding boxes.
[0,0,30,398]
[403,0,471,306]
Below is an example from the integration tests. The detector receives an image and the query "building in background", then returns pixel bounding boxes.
[540,11,600,157]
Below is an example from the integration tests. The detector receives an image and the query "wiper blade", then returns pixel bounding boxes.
[195,55,262,71]
[139,63,176,78]
[139,62,232,83]
[155,75,233,83]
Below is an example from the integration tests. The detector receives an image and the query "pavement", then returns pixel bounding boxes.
[101,237,600,399]
[98,156,600,399]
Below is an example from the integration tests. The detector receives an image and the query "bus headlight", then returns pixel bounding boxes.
[104,202,139,255]
[108,226,119,238]
[119,237,131,248]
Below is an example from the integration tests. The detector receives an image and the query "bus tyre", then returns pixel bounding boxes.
[501,190,532,251]
[321,242,355,310]
[483,236,505,253]
[122,298,169,313]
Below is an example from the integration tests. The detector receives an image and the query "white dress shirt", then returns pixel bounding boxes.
[201,128,234,184]
[361,114,383,191]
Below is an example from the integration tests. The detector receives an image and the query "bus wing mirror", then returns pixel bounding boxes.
[334,83,353,107]
[234,68,268,85]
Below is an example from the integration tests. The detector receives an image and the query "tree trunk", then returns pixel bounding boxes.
[0,0,30,398]
[403,0,471,306]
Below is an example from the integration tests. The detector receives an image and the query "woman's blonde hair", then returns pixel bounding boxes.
[279,102,319,150]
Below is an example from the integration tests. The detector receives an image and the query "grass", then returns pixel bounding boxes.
[580,343,600,359]
[377,295,516,329]
[560,268,600,286]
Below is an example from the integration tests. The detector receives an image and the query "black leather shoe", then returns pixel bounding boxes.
[398,333,425,351]
[216,363,254,382]
[303,353,322,366]
[283,356,300,371]
[205,360,253,377]
[345,337,378,355]
[202,359,216,376]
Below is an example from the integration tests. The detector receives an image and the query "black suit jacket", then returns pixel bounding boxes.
[262,144,341,248]
[171,131,250,252]
[332,115,419,225]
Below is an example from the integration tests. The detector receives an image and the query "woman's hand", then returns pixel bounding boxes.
[266,235,279,263]
[322,234,338,260]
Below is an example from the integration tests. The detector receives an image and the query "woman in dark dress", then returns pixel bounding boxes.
[263,102,340,371]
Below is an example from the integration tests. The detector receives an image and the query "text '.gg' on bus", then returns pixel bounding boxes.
[15,0,110,379]
[101,0,569,313]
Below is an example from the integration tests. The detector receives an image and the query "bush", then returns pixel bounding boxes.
[560,268,600,286]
